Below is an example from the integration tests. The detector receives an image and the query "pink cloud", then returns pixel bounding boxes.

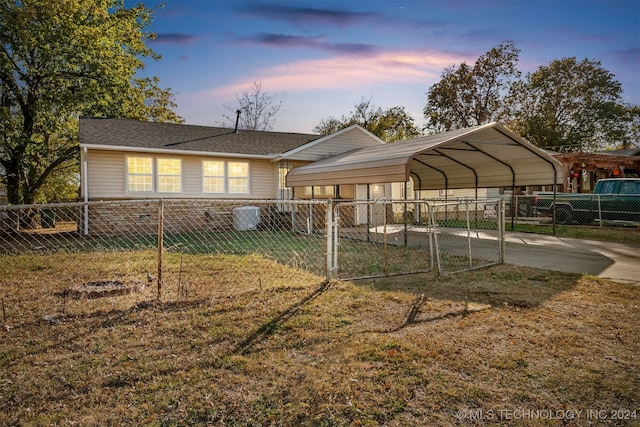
[204,49,470,99]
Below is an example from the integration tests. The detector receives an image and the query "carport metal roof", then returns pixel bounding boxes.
[286,122,563,190]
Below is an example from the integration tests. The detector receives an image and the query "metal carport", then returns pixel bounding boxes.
[286,122,562,191]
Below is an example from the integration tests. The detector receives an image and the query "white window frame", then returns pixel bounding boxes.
[228,161,249,194]
[157,158,182,193]
[126,156,154,193]
[203,160,226,194]
[202,160,250,195]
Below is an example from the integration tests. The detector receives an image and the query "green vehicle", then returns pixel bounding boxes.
[534,178,640,225]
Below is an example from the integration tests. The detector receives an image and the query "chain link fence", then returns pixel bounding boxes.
[332,198,504,279]
[1,198,505,289]
[530,194,640,226]
[0,200,329,303]
[501,194,640,229]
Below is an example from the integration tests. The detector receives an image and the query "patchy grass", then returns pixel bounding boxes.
[1,253,638,426]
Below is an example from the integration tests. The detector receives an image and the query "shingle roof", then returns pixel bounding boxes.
[79,118,321,157]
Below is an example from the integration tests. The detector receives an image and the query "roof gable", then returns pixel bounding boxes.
[79,118,321,157]
[279,125,386,161]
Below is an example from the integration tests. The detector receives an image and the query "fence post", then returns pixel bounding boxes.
[83,202,89,236]
[333,205,339,278]
[383,201,388,276]
[325,199,333,281]
[597,194,602,227]
[429,202,442,276]
[157,199,164,300]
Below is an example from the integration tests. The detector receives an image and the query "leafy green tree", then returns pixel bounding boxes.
[505,58,626,152]
[223,81,282,131]
[0,0,181,205]
[314,98,421,142]
[423,40,521,132]
[617,105,640,150]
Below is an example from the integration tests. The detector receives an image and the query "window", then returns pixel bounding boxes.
[599,180,616,194]
[203,160,249,194]
[157,159,181,193]
[619,181,640,195]
[127,157,153,192]
[203,160,225,193]
[278,166,292,200]
[228,161,249,194]
[303,186,335,198]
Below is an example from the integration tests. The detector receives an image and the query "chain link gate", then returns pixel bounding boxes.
[330,200,435,280]
[329,198,505,280]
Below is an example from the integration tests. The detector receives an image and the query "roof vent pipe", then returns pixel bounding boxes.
[234,109,241,133]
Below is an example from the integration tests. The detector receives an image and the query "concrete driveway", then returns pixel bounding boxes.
[504,231,640,284]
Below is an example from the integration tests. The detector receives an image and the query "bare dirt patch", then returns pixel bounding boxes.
[65,280,144,299]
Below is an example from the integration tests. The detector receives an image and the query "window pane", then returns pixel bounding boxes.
[229,162,248,177]
[158,159,180,175]
[204,161,224,176]
[204,177,224,193]
[159,176,181,193]
[128,175,152,192]
[127,157,152,174]
[229,178,248,194]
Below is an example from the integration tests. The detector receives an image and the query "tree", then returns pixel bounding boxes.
[0,0,181,205]
[223,81,282,131]
[505,58,626,152]
[314,98,421,142]
[423,40,521,132]
[617,105,640,150]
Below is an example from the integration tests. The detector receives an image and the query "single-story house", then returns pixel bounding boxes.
[79,117,387,203]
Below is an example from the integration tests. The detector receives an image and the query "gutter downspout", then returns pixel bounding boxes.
[82,146,89,235]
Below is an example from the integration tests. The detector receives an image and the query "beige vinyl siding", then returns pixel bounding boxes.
[288,163,407,187]
[285,128,383,161]
[251,161,277,198]
[86,149,279,200]
[182,156,202,195]
[87,150,126,198]
[418,188,489,199]
[339,184,355,199]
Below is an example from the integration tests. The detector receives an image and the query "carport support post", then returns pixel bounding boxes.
[465,200,472,268]
[499,198,505,264]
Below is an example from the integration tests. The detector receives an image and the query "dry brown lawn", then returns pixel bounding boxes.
[1,252,638,426]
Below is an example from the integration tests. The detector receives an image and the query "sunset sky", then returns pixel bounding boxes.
[134,0,640,133]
